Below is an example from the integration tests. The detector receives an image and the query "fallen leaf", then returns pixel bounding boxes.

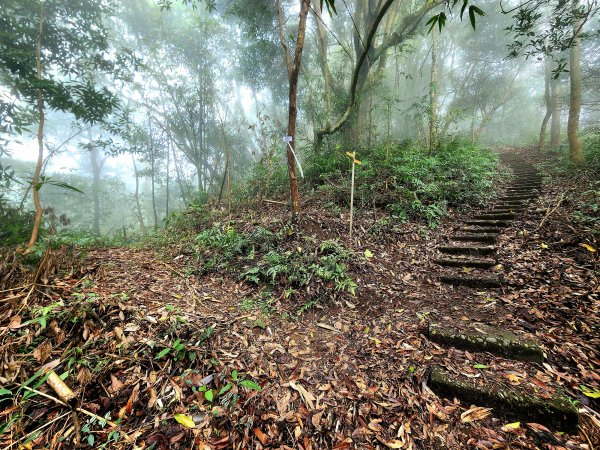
[580,243,597,252]
[174,413,195,428]
[460,406,492,423]
[501,421,521,432]
[253,427,268,445]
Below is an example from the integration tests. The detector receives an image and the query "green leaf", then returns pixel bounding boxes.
[580,385,600,398]
[231,370,238,381]
[156,348,171,359]
[0,388,11,396]
[174,413,195,428]
[426,15,439,34]
[240,380,262,391]
[460,0,469,20]
[473,364,490,369]
[364,249,374,258]
[468,5,485,30]
[204,389,214,402]
[87,434,95,446]
[218,383,232,396]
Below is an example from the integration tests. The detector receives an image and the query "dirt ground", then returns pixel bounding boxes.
[1,149,598,449]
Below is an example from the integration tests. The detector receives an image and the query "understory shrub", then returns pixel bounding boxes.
[193,224,356,302]
[306,139,500,228]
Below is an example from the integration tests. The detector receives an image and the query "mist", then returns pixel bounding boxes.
[1,0,599,241]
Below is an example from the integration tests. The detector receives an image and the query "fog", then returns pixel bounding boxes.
[1,0,599,240]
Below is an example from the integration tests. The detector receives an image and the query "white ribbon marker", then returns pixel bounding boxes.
[283,135,304,179]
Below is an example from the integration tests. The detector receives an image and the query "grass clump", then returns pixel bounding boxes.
[192,224,356,306]
[305,139,500,228]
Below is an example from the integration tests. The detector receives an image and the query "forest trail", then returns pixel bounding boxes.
[3,150,598,449]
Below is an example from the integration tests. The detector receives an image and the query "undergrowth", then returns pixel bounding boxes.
[540,137,600,238]
[255,139,501,228]
[192,223,356,309]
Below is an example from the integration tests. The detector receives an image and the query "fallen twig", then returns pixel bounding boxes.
[20,385,133,443]
[537,191,566,230]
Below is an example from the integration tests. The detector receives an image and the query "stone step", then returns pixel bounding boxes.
[512,179,541,185]
[457,227,503,234]
[473,213,517,221]
[428,367,578,433]
[489,207,524,213]
[450,234,497,244]
[494,201,527,207]
[506,187,539,191]
[509,184,540,188]
[464,220,509,228]
[439,273,502,288]
[427,324,543,363]
[505,189,538,194]
[438,245,496,256]
[433,257,496,269]
[498,195,536,201]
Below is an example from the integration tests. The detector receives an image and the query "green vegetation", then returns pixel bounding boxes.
[281,140,500,228]
[192,223,356,307]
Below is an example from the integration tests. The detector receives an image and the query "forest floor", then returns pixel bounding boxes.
[1,148,599,449]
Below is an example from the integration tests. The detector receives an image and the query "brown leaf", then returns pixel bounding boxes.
[110,374,124,395]
[253,427,268,445]
[460,406,492,423]
[8,315,21,329]
[77,367,92,386]
[33,341,52,364]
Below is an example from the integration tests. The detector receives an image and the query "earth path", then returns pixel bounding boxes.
[74,150,599,449]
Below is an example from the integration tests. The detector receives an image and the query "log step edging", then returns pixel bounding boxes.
[498,196,536,201]
[464,220,510,228]
[438,245,496,256]
[433,258,496,268]
[451,234,497,243]
[457,227,503,234]
[428,367,578,433]
[427,324,544,363]
[439,273,502,288]
[473,213,517,221]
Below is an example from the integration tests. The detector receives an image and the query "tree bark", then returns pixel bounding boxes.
[27,1,45,251]
[550,78,562,147]
[429,29,438,153]
[538,57,552,151]
[568,0,583,163]
[166,135,170,217]
[148,119,158,229]
[313,1,333,129]
[131,154,147,234]
[277,0,310,217]
[314,0,440,148]
[89,133,102,236]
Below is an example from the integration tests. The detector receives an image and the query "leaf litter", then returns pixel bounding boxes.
[0,150,599,449]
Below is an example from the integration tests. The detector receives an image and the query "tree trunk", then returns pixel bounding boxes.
[148,120,158,229]
[277,0,310,217]
[568,0,583,163]
[429,29,438,153]
[89,139,102,236]
[538,57,552,151]
[26,2,45,251]
[171,144,188,205]
[166,136,170,217]
[131,154,147,234]
[550,78,562,147]
[313,1,332,129]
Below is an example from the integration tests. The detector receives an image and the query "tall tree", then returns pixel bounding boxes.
[277,0,311,217]
[567,0,584,163]
[0,0,120,249]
